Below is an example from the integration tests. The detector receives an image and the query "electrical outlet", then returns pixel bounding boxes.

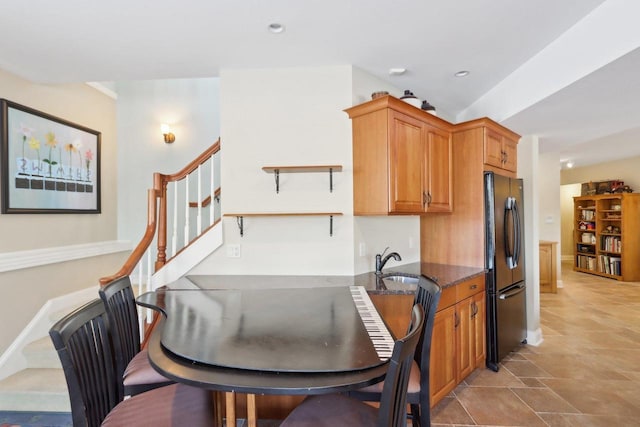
[226,244,241,258]
[359,243,367,257]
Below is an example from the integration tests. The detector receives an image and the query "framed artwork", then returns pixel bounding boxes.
[1,99,101,214]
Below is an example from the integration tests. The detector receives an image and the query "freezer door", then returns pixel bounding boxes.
[496,281,527,361]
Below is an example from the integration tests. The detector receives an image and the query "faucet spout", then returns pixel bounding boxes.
[375,250,402,274]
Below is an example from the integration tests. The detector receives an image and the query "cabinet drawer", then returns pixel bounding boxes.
[436,285,457,311]
[456,276,485,301]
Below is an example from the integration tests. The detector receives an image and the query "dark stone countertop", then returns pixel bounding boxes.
[185,263,484,296]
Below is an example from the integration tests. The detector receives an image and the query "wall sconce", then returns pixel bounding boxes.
[161,123,175,144]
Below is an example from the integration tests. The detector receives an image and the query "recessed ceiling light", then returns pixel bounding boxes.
[268,23,285,34]
[566,162,574,169]
[454,70,470,77]
[389,68,406,75]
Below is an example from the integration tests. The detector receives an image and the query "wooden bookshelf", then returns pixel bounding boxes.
[573,193,640,281]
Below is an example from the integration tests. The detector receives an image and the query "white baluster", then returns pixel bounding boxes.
[197,164,202,234]
[137,262,144,338]
[210,156,214,226]
[146,249,152,323]
[172,181,178,256]
[184,176,190,248]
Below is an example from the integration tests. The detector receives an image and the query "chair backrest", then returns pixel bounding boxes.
[49,299,120,427]
[413,276,442,390]
[378,304,425,427]
[98,275,140,398]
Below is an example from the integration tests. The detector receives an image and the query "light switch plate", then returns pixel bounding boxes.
[227,244,241,258]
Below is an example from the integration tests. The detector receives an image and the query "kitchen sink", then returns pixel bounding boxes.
[380,274,420,285]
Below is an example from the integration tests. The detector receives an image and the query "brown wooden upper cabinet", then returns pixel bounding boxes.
[484,128,518,173]
[345,95,453,215]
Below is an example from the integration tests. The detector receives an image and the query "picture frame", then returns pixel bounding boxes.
[1,99,101,214]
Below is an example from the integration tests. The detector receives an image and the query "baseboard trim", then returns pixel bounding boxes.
[0,240,131,273]
[526,327,544,347]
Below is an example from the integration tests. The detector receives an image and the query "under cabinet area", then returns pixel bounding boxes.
[345,95,453,215]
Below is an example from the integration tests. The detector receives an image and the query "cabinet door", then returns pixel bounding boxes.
[456,297,474,381]
[484,129,504,169]
[389,111,426,213]
[472,292,486,367]
[430,304,457,406]
[539,243,552,293]
[425,126,452,212]
[502,137,518,172]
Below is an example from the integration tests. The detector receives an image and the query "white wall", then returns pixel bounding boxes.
[190,65,420,275]
[560,183,581,259]
[0,68,125,355]
[538,151,562,277]
[115,78,220,243]
[517,135,542,346]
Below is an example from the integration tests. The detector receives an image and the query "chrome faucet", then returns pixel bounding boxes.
[375,247,402,275]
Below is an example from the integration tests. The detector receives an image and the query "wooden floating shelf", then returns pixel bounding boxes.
[223,213,343,237]
[262,165,343,173]
[262,165,343,193]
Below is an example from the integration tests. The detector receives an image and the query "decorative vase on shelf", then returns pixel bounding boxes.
[400,90,422,108]
[421,100,437,116]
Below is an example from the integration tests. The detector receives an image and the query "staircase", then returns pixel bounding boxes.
[0,140,223,413]
[0,309,75,412]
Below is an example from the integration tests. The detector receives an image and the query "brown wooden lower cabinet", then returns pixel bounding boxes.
[251,276,487,416]
[430,276,486,407]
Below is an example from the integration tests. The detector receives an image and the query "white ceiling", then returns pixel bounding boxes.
[1,0,639,169]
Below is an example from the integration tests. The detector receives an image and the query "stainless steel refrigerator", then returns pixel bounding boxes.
[484,172,527,372]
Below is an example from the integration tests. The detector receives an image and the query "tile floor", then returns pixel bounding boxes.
[430,261,640,427]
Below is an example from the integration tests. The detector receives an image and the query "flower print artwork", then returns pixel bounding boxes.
[16,123,34,173]
[42,132,58,177]
[85,149,93,181]
[2,99,101,213]
[28,136,41,175]
[64,142,76,179]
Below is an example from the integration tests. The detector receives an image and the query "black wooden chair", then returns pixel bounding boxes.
[280,303,425,427]
[49,299,215,427]
[349,275,442,427]
[99,275,173,398]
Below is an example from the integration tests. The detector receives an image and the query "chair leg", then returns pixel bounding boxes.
[225,392,236,427]
[410,403,422,427]
[246,394,257,427]
[213,391,224,427]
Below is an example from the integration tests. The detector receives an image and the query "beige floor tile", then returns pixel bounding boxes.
[429,262,640,426]
[540,378,640,417]
[510,387,579,414]
[456,387,547,426]
[431,396,476,425]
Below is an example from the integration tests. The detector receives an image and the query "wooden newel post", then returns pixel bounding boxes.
[155,173,168,271]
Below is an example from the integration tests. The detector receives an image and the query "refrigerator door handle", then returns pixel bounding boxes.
[499,284,526,300]
[505,197,517,269]
[512,198,521,268]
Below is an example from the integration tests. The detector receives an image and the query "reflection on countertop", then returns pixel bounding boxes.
[184,263,484,296]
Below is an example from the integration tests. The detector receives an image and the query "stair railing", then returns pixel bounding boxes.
[99,140,219,287]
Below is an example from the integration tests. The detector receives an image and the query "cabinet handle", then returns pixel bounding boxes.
[423,191,428,207]
[471,302,478,317]
[454,312,460,328]
[469,284,477,290]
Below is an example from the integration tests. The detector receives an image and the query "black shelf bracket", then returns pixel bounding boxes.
[236,216,244,237]
[329,168,334,193]
[274,169,280,194]
[329,215,334,236]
